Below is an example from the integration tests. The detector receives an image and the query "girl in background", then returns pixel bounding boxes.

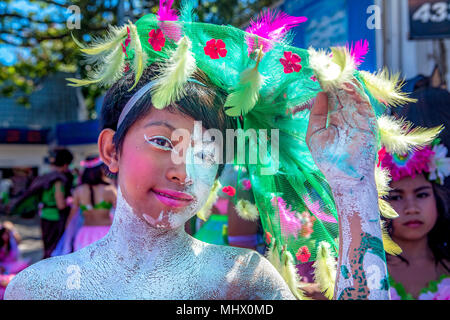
[65,156,116,251]
[0,221,29,299]
[379,140,450,299]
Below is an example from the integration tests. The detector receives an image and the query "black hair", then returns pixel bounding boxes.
[47,148,74,167]
[386,181,450,272]
[100,64,236,179]
[81,155,108,186]
[0,226,11,253]
[394,87,450,152]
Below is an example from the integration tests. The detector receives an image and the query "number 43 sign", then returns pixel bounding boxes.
[409,0,450,39]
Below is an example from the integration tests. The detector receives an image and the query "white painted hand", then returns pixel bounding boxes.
[306,80,378,187]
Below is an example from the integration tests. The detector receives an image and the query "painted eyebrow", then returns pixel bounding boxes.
[414,186,432,193]
[143,121,176,131]
[390,186,432,193]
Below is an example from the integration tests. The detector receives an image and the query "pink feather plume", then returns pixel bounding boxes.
[347,39,369,67]
[245,9,307,53]
[157,0,179,21]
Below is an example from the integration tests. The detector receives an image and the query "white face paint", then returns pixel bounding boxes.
[142,129,219,230]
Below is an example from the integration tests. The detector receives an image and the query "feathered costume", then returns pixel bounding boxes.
[67,0,442,299]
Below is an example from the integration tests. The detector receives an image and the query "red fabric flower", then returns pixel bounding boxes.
[280,51,302,74]
[222,185,236,197]
[204,39,227,59]
[296,246,311,263]
[148,29,166,51]
[310,75,317,82]
[265,232,272,245]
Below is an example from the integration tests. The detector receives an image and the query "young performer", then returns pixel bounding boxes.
[379,140,450,299]
[66,156,116,252]
[4,1,440,299]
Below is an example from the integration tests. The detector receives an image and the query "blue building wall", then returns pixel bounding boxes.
[282,0,377,72]
[0,72,80,129]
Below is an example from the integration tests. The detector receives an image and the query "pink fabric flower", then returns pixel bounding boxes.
[378,146,435,181]
[241,179,252,190]
[296,246,311,263]
[310,75,317,82]
[271,196,303,238]
[280,51,302,74]
[148,29,166,51]
[204,39,227,59]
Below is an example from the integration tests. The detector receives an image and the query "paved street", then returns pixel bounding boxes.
[1,213,43,265]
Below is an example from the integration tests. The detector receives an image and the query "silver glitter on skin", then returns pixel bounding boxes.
[5,166,294,299]
[307,81,389,299]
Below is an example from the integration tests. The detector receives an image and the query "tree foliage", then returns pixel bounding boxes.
[0,0,276,118]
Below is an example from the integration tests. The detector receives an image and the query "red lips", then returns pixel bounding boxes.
[403,220,424,228]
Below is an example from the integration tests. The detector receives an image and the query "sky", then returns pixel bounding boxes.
[0,0,69,65]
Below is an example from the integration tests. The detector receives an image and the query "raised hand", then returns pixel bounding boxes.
[306,80,378,187]
[305,80,390,300]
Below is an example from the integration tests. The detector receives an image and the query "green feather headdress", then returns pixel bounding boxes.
[67,0,441,299]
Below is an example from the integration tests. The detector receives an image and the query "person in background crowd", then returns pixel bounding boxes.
[0,221,29,299]
[379,140,450,300]
[65,156,116,251]
[39,148,74,259]
[0,174,12,215]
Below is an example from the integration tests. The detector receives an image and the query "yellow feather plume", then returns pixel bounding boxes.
[79,25,127,56]
[224,48,266,116]
[128,22,148,91]
[196,180,221,221]
[379,198,399,219]
[378,115,443,154]
[151,36,197,109]
[265,239,308,300]
[280,248,309,300]
[66,78,101,87]
[374,166,399,218]
[360,69,417,107]
[67,25,128,88]
[67,45,126,87]
[375,166,392,198]
[312,241,337,300]
[308,46,355,92]
[235,199,260,221]
[381,221,402,256]
[265,237,281,271]
[70,32,86,50]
